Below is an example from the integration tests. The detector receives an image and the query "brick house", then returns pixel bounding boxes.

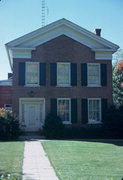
[5,18,119,131]
[0,77,12,110]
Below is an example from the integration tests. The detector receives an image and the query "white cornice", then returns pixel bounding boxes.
[92,48,116,52]
[10,47,36,50]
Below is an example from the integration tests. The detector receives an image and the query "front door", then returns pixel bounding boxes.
[25,103,40,131]
[20,98,45,131]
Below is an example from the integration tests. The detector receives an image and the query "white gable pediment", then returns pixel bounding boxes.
[16,25,108,49]
[6,18,119,69]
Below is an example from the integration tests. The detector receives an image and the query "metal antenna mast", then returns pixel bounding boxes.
[41,0,45,27]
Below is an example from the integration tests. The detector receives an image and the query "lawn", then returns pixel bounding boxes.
[42,140,123,180]
[0,141,24,179]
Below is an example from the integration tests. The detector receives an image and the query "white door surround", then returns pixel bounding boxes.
[19,98,45,131]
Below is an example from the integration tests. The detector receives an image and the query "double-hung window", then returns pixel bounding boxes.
[26,62,39,86]
[88,63,100,86]
[57,98,71,124]
[88,98,101,123]
[57,63,70,86]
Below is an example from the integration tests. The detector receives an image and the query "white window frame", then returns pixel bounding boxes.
[87,63,101,87]
[57,62,71,87]
[25,62,40,87]
[88,98,101,124]
[4,104,12,111]
[57,98,71,124]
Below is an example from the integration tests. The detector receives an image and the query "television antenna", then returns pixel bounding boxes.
[41,0,49,27]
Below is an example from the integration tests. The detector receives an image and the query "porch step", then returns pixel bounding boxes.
[19,132,45,141]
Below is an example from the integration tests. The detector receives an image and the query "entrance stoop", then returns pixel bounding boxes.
[19,132,45,141]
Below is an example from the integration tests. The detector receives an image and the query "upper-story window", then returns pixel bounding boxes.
[57,63,70,86]
[88,63,100,86]
[26,62,39,86]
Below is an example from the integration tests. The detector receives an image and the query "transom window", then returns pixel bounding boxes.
[57,63,70,86]
[57,98,71,123]
[88,63,100,86]
[88,99,101,123]
[26,62,39,86]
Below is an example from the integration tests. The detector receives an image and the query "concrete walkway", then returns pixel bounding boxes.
[23,141,59,180]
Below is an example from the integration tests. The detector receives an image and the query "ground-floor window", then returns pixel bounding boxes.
[4,104,12,111]
[57,98,71,124]
[88,98,101,124]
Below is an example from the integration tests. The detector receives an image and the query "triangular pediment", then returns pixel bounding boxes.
[6,18,119,69]
[6,18,118,50]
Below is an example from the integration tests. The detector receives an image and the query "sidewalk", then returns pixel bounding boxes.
[23,141,59,180]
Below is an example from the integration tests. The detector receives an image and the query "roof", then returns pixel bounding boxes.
[0,79,12,86]
[5,18,119,69]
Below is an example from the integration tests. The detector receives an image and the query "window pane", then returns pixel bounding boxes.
[57,64,70,85]
[88,64,100,85]
[88,99,100,122]
[57,99,70,122]
[26,63,39,84]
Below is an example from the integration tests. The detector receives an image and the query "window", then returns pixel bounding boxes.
[57,63,70,86]
[88,63,100,86]
[88,99,101,123]
[4,104,12,111]
[57,98,71,123]
[26,62,39,86]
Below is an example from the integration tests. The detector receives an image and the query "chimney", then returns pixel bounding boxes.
[8,73,13,79]
[94,29,101,36]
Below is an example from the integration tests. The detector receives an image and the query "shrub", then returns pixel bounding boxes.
[0,108,20,140]
[43,113,64,139]
[103,105,123,138]
[63,126,104,139]
[103,105,123,128]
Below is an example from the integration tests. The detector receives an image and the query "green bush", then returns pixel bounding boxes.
[0,108,20,140]
[103,105,123,138]
[103,105,123,128]
[43,113,64,139]
[63,126,104,139]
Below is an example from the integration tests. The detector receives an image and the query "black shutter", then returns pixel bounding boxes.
[39,63,46,85]
[101,64,107,86]
[101,98,108,122]
[81,64,87,86]
[50,63,57,86]
[51,99,57,115]
[71,63,77,86]
[18,62,25,85]
[71,99,77,123]
[81,99,88,124]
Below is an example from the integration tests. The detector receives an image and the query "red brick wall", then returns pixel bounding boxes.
[12,35,113,122]
[0,86,12,108]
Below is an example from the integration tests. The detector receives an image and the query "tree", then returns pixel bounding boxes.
[112,48,123,107]
[113,65,123,107]
[113,48,123,65]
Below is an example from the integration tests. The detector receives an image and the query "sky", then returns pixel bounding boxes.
[0,0,123,80]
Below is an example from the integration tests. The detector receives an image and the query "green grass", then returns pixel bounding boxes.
[42,140,123,180]
[0,141,24,179]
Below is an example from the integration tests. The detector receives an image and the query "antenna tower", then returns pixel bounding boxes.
[41,0,45,27]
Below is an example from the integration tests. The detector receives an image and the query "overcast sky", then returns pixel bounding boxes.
[0,0,123,80]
